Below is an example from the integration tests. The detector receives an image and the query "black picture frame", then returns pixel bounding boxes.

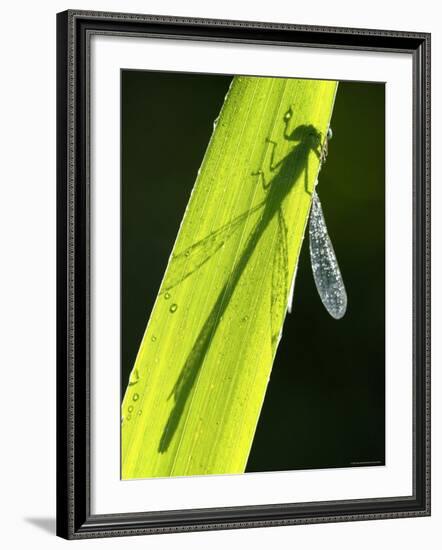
[56,9,431,540]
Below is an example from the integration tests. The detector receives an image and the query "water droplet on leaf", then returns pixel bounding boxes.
[128,368,140,386]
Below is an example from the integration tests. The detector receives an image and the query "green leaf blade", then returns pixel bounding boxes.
[122,76,338,478]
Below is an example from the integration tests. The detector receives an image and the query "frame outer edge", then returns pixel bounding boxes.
[56,9,431,539]
[56,10,70,540]
[424,32,431,517]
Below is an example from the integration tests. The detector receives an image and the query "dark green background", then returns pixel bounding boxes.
[121,70,385,472]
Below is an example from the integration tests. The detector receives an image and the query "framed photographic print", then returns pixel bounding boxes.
[56,10,431,539]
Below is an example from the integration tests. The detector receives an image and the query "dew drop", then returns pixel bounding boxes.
[127,414,132,420]
[133,393,139,402]
[164,292,171,300]
[151,335,157,342]
[137,410,142,416]
[128,405,134,413]
[242,315,249,323]
[128,368,140,386]
[169,303,178,313]
[184,250,190,257]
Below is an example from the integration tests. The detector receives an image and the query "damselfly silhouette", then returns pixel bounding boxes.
[160,112,347,322]
[158,108,347,452]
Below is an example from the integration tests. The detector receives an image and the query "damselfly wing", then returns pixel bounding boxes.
[160,199,265,294]
[270,209,291,347]
[308,190,347,319]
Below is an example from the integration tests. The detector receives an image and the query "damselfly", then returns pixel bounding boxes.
[307,128,347,319]
[160,116,347,323]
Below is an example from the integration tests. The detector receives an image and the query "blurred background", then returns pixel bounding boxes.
[121,70,385,472]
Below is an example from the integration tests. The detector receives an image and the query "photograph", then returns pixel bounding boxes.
[55,9,431,539]
[121,71,386,480]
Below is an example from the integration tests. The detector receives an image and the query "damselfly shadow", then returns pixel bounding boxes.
[158,108,347,453]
